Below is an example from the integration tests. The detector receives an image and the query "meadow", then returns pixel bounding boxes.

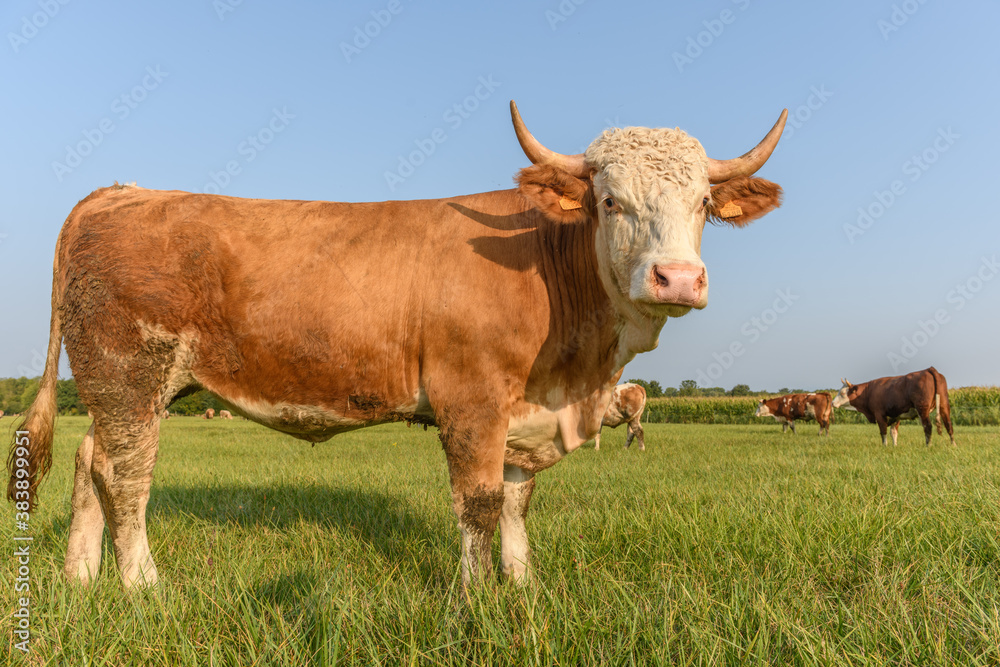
[2,415,999,666]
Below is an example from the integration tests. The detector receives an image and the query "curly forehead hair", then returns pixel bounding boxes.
[584,127,708,198]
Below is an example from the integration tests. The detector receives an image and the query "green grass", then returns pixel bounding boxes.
[2,416,1000,665]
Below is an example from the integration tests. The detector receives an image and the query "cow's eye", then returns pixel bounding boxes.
[603,197,615,210]
[702,196,709,208]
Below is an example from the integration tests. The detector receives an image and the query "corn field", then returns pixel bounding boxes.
[644,387,1000,426]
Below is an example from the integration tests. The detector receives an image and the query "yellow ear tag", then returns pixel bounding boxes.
[558,196,583,211]
[718,201,743,218]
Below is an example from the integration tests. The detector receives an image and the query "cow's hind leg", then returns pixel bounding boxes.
[90,418,162,587]
[629,419,645,451]
[890,421,899,447]
[64,423,105,584]
[594,431,601,450]
[500,464,535,584]
[918,408,934,446]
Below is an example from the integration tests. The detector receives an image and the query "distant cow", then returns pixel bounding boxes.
[0,410,4,419]
[595,383,646,451]
[202,408,215,420]
[755,392,831,435]
[832,367,955,446]
[218,410,233,420]
[161,410,170,420]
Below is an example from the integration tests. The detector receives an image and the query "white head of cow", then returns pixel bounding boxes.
[754,400,771,418]
[511,101,786,319]
[832,378,855,410]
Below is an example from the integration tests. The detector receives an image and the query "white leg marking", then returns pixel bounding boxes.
[500,464,535,584]
[64,423,105,585]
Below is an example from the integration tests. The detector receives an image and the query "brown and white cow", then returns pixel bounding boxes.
[7,101,785,589]
[832,367,955,447]
[219,410,233,420]
[202,408,215,420]
[595,383,647,451]
[755,392,832,435]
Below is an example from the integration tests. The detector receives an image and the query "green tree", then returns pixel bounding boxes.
[627,378,664,398]
[729,383,751,396]
[678,379,700,397]
[56,379,87,415]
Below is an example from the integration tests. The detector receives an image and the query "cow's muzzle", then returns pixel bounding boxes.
[652,263,708,309]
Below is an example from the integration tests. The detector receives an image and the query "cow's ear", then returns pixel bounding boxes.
[516,164,594,223]
[707,177,782,228]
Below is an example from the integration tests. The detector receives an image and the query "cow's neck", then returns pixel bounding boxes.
[530,213,666,398]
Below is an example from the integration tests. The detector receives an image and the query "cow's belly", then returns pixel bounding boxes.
[224,396,375,442]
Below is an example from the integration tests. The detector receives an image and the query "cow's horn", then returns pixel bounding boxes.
[707,109,788,184]
[510,101,590,178]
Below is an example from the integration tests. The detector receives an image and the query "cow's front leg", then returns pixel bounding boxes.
[500,464,536,584]
[438,412,506,589]
[789,420,797,435]
[781,422,789,434]
[877,418,889,446]
[891,421,900,447]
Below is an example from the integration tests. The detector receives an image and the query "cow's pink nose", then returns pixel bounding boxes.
[652,263,707,307]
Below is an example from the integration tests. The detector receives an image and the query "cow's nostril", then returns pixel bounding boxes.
[654,267,670,287]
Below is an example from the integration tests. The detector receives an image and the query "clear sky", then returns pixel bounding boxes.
[1,0,998,391]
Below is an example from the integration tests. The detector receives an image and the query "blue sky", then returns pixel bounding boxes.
[1,0,998,391]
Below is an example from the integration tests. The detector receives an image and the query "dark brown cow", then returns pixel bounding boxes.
[755,392,832,435]
[595,383,647,451]
[832,367,955,446]
[7,102,786,589]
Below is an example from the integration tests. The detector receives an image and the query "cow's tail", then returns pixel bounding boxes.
[928,366,953,439]
[7,235,64,511]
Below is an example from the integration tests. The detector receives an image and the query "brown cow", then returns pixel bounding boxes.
[7,101,785,589]
[832,367,955,447]
[202,408,215,420]
[755,392,831,435]
[218,410,233,420]
[595,383,646,450]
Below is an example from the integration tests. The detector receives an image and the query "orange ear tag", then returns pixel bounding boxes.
[558,196,583,211]
[718,202,743,218]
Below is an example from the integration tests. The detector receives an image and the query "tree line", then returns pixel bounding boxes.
[627,379,812,398]
[0,377,225,417]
